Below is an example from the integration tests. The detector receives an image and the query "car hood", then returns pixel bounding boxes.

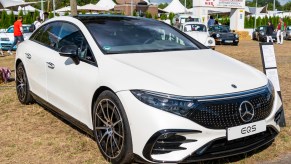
[103,49,267,96]
[185,32,208,44]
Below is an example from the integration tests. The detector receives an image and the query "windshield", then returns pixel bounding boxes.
[209,25,230,33]
[258,26,267,32]
[180,17,200,23]
[85,17,200,54]
[184,24,207,32]
[287,26,291,30]
[7,26,30,33]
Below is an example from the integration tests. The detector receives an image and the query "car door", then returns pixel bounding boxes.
[24,24,52,100]
[46,22,99,125]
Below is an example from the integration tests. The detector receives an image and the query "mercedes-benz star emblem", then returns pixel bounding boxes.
[239,101,255,122]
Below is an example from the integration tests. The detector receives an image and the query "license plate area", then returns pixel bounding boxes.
[225,40,233,43]
[227,120,266,141]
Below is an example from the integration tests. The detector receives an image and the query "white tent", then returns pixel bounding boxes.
[0,0,37,8]
[163,0,187,14]
[96,0,116,11]
[79,3,105,11]
[18,5,41,13]
[55,6,73,12]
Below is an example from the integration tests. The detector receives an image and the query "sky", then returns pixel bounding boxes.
[150,0,290,5]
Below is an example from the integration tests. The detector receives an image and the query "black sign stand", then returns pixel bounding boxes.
[259,42,286,127]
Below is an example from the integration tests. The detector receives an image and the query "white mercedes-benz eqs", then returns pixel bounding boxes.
[15,15,283,163]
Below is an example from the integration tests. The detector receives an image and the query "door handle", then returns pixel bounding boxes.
[46,62,55,69]
[25,53,31,59]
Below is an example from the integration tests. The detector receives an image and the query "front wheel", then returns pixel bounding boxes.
[16,62,33,104]
[93,91,133,164]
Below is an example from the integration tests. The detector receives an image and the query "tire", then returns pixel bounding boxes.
[233,43,238,46]
[92,90,133,164]
[16,62,33,104]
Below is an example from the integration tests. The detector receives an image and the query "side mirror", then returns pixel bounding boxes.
[59,45,80,65]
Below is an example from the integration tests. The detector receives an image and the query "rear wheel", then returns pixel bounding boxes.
[93,91,133,164]
[16,62,33,104]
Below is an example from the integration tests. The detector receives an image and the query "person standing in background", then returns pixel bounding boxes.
[207,16,215,28]
[276,18,286,45]
[266,21,274,43]
[43,12,49,22]
[7,16,24,55]
[34,17,42,29]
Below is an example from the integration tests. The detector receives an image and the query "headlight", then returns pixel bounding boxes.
[216,34,220,38]
[266,79,275,102]
[208,39,213,44]
[267,80,275,95]
[260,32,265,36]
[131,90,197,116]
[235,34,239,38]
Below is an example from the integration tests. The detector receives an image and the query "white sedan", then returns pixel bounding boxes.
[15,16,282,163]
[180,22,215,50]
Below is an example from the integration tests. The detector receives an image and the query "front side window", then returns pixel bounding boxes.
[32,22,62,49]
[85,17,200,54]
[58,23,95,63]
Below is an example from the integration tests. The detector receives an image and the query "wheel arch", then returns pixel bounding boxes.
[15,58,23,68]
[91,86,115,116]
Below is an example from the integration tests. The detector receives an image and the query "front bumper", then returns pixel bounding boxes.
[215,38,239,45]
[0,41,16,50]
[285,33,291,40]
[117,89,282,163]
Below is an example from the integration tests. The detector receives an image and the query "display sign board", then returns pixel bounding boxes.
[260,43,286,127]
[193,0,246,8]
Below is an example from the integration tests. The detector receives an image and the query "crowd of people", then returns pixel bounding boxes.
[266,18,287,45]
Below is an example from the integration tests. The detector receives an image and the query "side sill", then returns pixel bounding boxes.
[30,92,94,138]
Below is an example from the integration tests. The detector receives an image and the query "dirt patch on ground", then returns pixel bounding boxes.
[0,40,290,163]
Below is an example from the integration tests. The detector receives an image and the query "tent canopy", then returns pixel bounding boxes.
[96,0,116,11]
[163,0,187,14]
[0,0,37,9]
[79,4,105,11]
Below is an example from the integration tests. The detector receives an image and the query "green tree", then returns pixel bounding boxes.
[169,12,175,25]
[160,13,167,20]
[0,10,8,28]
[247,0,282,11]
[179,0,192,9]
[48,12,54,19]
[282,2,291,11]
[158,3,168,9]
[9,11,15,25]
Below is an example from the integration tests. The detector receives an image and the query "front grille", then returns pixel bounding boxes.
[187,87,274,129]
[0,38,10,41]
[183,127,278,162]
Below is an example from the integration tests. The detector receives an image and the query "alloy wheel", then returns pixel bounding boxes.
[94,99,124,159]
[16,65,27,102]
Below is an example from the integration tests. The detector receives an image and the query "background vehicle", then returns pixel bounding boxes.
[0,24,32,50]
[285,26,291,40]
[209,25,239,46]
[180,22,215,50]
[252,25,277,42]
[15,15,282,164]
[173,14,201,24]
